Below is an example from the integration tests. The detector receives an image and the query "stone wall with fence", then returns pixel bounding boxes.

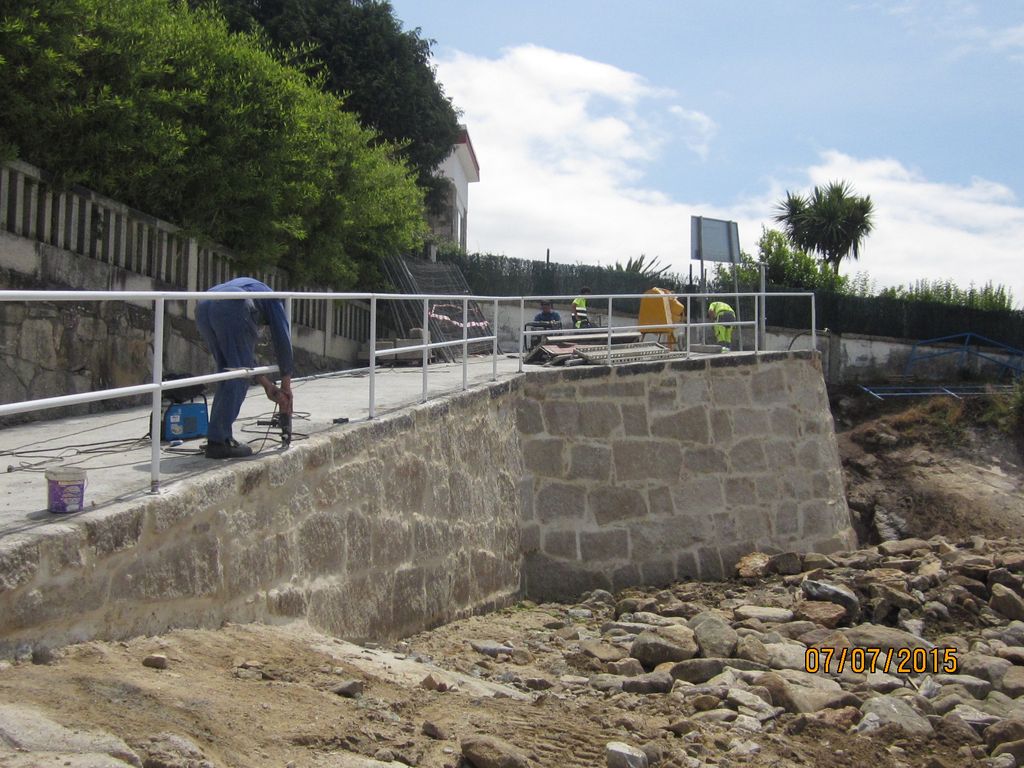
[517,351,855,600]
[0,383,526,655]
[0,160,371,413]
[0,351,854,656]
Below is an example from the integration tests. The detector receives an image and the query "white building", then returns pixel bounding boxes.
[430,126,479,250]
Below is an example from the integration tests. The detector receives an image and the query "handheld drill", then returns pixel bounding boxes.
[257,411,292,446]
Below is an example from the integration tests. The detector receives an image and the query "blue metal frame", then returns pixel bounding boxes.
[903,332,1024,379]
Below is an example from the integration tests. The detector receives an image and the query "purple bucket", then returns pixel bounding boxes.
[45,467,87,514]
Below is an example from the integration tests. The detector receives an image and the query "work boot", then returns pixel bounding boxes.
[204,438,253,459]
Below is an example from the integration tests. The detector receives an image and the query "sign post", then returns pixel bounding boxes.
[691,216,741,349]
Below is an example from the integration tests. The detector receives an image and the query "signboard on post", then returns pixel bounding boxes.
[690,216,740,263]
[690,215,742,350]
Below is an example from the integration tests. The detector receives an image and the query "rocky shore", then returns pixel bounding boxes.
[7,534,1024,767]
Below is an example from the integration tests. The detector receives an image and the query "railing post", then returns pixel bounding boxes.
[518,298,525,372]
[492,298,499,381]
[462,296,469,390]
[0,165,8,232]
[753,294,760,353]
[12,170,24,237]
[368,296,377,419]
[421,298,429,403]
[811,295,817,352]
[759,263,767,351]
[150,298,165,494]
[606,296,613,364]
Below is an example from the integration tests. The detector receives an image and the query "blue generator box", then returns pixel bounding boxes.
[162,402,209,441]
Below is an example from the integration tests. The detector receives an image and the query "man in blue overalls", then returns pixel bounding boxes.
[196,277,294,459]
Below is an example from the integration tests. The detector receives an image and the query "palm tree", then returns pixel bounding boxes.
[613,254,671,280]
[773,180,874,274]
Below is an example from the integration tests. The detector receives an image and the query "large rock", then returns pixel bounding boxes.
[669,657,767,684]
[754,672,861,714]
[768,552,803,575]
[0,705,141,766]
[735,552,771,579]
[801,580,861,622]
[622,671,673,694]
[764,642,809,671]
[606,741,648,768]
[630,628,698,668]
[985,719,1024,752]
[933,673,992,699]
[1001,666,1024,698]
[939,713,983,744]
[734,605,794,623]
[859,696,933,736]
[878,538,931,556]
[958,652,1013,687]
[994,740,1024,765]
[581,639,629,663]
[736,635,771,666]
[794,601,847,628]
[843,623,931,651]
[990,583,1024,622]
[691,613,738,659]
[461,735,531,768]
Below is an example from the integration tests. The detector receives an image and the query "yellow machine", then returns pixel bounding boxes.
[638,288,687,349]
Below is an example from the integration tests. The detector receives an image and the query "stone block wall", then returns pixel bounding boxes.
[517,352,855,600]
[0,384,525,655]
[0,352,855,655]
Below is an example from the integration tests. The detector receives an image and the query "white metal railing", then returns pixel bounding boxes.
[0,287,816,493]
[515,290,817,364]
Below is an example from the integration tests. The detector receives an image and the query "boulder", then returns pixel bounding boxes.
[957,652,1012,687]
[630,628,698,668]
[606,741,648,768]
[985,719,1024,752]
[938,713,982,744]
[844,623,931,651]
[461,735,531,768]
[794,601,847,629]
[990,583,1024,622]
[622,671,673,694]
[607,658,645,677]
[691,613,738,659]
[993,739,1024,765]
[733,605,794,624]
[735,552,771,579]
[735,635,771,666]
[755,672,861,714]
[1000,667,1024,698]
[768,552,803,575]
[801,580,861,622]
[859,696,933,736]
[581,639,629,663]
[878,538,931,556]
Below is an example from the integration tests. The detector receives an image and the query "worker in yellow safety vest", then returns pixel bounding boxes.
[572,286,593,329]
[707,301,736,349]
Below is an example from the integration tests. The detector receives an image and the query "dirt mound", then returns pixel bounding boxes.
[835,389,1024,544]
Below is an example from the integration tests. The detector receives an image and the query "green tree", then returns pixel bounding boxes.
[195,0,462,212]
[712,228,850,293]
[773,180,874,274]
[0,0,426,286]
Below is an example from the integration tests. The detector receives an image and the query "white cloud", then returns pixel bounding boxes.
[796,151,1024,294]
[436,45,1024,304]
[668,106,717,160]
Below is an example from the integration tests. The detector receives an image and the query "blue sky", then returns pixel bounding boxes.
[390,1,1024,301]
